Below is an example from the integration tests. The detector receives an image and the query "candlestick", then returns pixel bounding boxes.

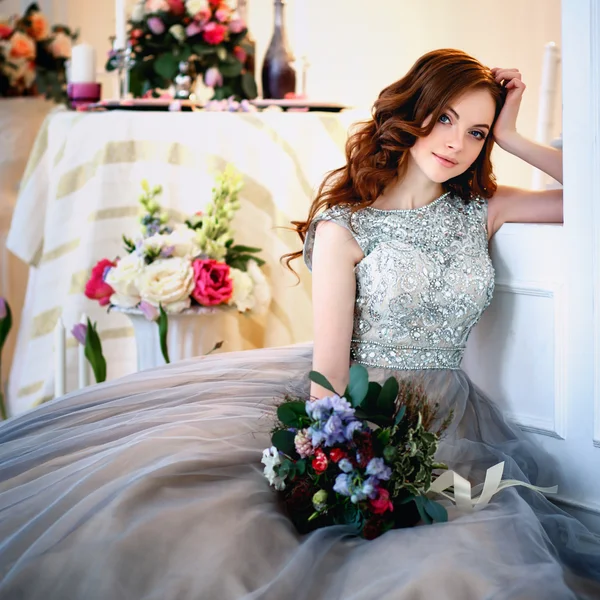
[115,0,127,50]
[71,43,96,83]
[54,318,66,398]
[78,315,89,389]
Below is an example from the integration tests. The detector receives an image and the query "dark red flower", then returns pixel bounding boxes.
[329,448,347,463]
[311,448,328,474]
[362,515,388,540]
[354,432,375,468]
[85,258,116,306]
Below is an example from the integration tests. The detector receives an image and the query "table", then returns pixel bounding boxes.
[6,107,368,415]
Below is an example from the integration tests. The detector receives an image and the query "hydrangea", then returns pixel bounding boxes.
[305,395,362,448]
[333,473,380,504]
[365,458,392,481]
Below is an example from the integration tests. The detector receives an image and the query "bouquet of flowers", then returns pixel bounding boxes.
[107,0,257,100]
[85,165,270,361]
[0,3,77,103]
[262,366,454,540]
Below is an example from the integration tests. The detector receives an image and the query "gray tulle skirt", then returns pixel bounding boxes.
[1,343,599,600]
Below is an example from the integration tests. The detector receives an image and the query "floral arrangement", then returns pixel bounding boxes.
[107,0,257,100]
[0,297,12,420]
[262,366,453,540]
[84,165,270,362]
[0,3,77,103]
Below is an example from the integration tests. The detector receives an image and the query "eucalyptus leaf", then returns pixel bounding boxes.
[377,377,399,416]
[308,371,337,394]
[271,429,296,456]
[344,364,369,407]
[277,403,301,428]
[423,498,448,523]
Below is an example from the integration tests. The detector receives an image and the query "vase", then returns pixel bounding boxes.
[261,0,296,99]
[118,307,232,371]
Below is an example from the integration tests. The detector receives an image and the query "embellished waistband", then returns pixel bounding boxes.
[350,339,465,371]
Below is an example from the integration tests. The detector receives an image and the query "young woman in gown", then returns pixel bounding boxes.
[1,49,599,599]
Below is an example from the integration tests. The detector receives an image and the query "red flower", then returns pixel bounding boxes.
[233,45,246,64]
[208,0,221,6]
[85,258,116,306]
[329,448,347,463]
[203,21,227,45]
[369,488,394,515]
[311,448,328,474]
[191,259,233,306]
[0,24,13,40]
[166,0,185,15]
[362,515,387,540]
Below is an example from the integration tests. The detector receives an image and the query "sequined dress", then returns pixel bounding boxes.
[1,193,599,600]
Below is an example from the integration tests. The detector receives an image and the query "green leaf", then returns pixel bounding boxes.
[308,370,338,394]
[218,60,243,78]
[296,459,306,475]
[0,300,13,351]
[361,381,382,411]
[153,53,180,81]
[344,364,369,407]
[84,319,107,383]
[423,498,448,523]
[271,429,296,456]
[157,304,170,364]
[277,403,303,428]
[192,44,215,55]
[395,405,406,425]
[377,377,399,417]
[228,244,262,254]
[241,71,258,99]
[413,496,432,525]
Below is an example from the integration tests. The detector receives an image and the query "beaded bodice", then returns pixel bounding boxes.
[303,193,495,370]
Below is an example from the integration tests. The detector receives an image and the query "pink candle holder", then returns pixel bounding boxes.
[67,82,102,108]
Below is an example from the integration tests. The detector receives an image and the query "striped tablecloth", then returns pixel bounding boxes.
[7,107,369,415]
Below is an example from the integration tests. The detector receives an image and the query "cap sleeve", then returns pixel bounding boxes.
[303,205,366,271]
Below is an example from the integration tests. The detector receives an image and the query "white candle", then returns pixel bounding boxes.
[115,0,127,49]
[70,44,96,83]
[54,318,66,398]
[78,314,90,389]
[293,0,309,60]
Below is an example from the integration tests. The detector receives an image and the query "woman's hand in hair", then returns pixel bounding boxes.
[491,67,526,150]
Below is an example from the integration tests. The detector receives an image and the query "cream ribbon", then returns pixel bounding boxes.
[427,461,558,511]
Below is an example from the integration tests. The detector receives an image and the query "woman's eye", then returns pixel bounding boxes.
[470,130,485,140]
[439,114,451,124]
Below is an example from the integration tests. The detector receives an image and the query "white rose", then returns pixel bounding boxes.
[105,253,145,307]
[227,267,254,312]
[137,257,194,313]
[169,24,186,41]
[247,260,271,315]
[141,233,168,254]
[185,0,208,16]
[49,32,72,59]
[164,224,200,258]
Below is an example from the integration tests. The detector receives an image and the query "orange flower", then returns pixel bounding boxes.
[9,31,36,60]
[28,12,50,41]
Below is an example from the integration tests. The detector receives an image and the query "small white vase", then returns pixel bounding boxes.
[118,307,229,371]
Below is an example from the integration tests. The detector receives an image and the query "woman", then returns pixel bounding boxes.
[0,49,599,599]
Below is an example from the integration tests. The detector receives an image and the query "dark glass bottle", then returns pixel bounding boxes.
[237,0,256,77]
[261,0,296,99]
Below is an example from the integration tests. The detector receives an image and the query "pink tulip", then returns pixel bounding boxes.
[204,66,223,88]
[186,21,203,37]
[228,18,246,34]
[139,301,159,321]
[71,323,87,345]
[148,16,166,35]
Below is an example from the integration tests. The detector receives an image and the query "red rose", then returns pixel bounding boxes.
[191,259,233,306]
[311,448,328,474]
[166,0,185,15]
[203,21,227,45]
[208,0,221,6]
[369,488,394,515]
[329,448,347,463]
[85,258,116,306]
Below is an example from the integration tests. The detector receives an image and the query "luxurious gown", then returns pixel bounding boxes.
[1,192,600,600]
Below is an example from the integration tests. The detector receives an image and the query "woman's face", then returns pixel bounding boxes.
[409,88,496,183]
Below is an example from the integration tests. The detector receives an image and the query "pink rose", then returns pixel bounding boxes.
[368,488,394,515]
[191,259,233,306]
[202,21,227,45]
[148,16,166,35]
[167,0,186,15]
[85,258,116,306]
[0,24,13,40]
[233,45,246,64]
[215,6,230,22]
[185,21,203,37]
[228,18,246,34]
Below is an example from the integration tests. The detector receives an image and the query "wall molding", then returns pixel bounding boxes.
[495,280,566,440]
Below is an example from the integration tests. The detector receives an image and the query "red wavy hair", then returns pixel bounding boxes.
[283,48,506,272]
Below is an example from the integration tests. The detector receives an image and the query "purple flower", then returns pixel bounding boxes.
[0,297,6,320]
[323,413,346,445]
[333,473,351,496]
[160,245,175,258]
[72,323,87,345]
[138,301,159,321]
[345,420,363,440]
[338,458,353,473]
[366,458,392,481]
[204,66,223,88]
[148,17,166,35]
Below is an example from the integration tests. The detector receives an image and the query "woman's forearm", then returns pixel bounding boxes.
[497,133,563,184]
